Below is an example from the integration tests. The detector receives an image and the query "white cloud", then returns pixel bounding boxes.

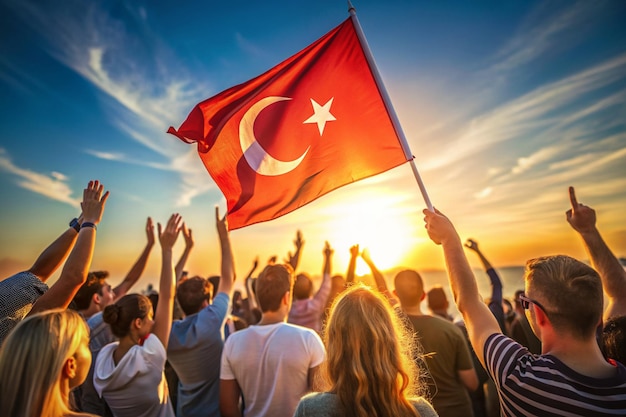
[0,148,79,207]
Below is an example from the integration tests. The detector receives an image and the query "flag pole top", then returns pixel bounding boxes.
[347,0,356,13]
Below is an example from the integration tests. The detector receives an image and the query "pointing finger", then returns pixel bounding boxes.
[568,186,578,209]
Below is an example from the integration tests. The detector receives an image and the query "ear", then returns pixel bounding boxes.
[534,305,549,327]
[133,317,144,330]
[63,357,77,379]
[91,292,101,306]
[420,292,426,302]
[282,291,291,306]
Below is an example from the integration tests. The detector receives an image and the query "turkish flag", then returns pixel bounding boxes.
[168,17,410,229]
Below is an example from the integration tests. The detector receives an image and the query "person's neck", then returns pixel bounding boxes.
[258,310,287,326]
[401,304,424,316]
[543,333,616,378]
[80,305,100,321]
[114,334,140,365]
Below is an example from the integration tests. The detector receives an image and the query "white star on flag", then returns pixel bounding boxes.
[303,98,336,135]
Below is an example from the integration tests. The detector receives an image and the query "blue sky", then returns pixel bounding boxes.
[1,0,625,287]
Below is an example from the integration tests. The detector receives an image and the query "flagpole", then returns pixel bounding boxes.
[347,1,434,212]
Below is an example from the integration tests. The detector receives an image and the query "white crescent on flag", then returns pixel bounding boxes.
[239,96,310,176]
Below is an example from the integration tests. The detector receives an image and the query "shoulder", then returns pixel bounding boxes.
[296,392,339,414]
[409,397,438,417]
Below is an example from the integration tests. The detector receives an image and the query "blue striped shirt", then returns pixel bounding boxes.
[484,333,626,416]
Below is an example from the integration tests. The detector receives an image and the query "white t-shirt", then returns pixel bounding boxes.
[93,333,175,417]
[220,322,325,417]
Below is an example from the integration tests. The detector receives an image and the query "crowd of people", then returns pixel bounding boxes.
[0,180,625,417]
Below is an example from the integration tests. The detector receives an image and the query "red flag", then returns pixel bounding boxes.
[168,18,409,229]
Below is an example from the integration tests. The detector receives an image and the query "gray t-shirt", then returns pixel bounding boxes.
[294,392,438,417]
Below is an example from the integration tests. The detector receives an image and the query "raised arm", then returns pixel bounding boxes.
[465,239,506,332]
[28,180,109,315]
[566,186,626,320]
[216,207,235,296]
[27,216,83,282]
[361,248,394,302]
[310,242,333,305]
[424,208,501,367]
[346,244,359,285]
[285,230,304,272]
[152,214,182,348]
[112,217,155,300]
[175,222,194,282]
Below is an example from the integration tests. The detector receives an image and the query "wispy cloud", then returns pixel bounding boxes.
[488,1,601,75]
[4,0,215,206]
[0,148,79,207]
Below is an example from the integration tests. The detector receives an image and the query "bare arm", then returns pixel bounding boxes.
[566,186,626,320]
[113,217,155,300]
[28,181,109,315]
[424,208,501,367]
[244,258,259,311]
[220,379,242,417]
[216,207,235,296]
[346,244,359,285]
[27,218,82,282]
[152,214,182,348]
[361,248,394,302]
[174,222,194,282]
[285,230,304,272]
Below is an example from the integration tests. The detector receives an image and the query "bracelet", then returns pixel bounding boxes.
[69,218,80,233]
[80,222,97,231]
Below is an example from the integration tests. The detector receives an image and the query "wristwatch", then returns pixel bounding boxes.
[69,217,80,233]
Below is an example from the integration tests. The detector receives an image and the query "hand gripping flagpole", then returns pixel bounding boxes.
[347,1,434,212]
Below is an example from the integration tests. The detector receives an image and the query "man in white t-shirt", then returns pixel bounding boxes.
[220,263,325,417]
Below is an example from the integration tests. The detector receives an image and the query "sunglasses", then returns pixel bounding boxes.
[518,294,549,314]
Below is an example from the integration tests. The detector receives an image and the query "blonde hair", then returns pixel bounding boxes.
[0,309,90,417]
[321,284,424,417]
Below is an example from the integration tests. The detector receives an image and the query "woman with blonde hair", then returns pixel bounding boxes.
[294,284,437,417]
[0,309,93,417]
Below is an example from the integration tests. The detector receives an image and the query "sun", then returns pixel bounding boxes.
[322,193,423,275]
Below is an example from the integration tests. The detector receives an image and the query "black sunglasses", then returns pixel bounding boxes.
[518,294,548,314]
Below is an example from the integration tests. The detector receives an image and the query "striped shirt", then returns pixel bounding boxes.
[484,333,626,416]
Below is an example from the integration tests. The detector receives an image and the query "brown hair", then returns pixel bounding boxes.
[103,294,152,338]
[293,273,313,300]
[524,255,602,340]
[177,277,213,316]
[394,270,424,307]
[256,264,294,312]
[71,271,109,310]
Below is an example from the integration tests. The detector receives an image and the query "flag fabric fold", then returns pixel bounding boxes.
[168,17,409,229]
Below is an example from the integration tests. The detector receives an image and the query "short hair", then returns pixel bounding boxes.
[426,286,448,311]
[394,270,424,307]
[71,271,109,311]
[524,255,602,340]
[321,284,423,417]
[601,316,626,365]
[256,264,294,313]
[103,294,152,338]
[177,277,213,316]
[0,309,89,416]
[293,273,313,300]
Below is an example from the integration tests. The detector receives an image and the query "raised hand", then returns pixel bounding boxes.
[566,186,596,234]
[361,247,372,264]
[294,230,304,251]
[216,206,228,239]
[158,214,182,250]
[323,241,333,259]
[350,244,360,258]
[423,208,459,246]
[81,180,109,224]
[182,222,194,248]
[146,217,156,247]
[464,239,479,252]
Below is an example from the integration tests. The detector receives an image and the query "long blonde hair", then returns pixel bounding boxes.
[0,309,90,417]
[321,284,424,417]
